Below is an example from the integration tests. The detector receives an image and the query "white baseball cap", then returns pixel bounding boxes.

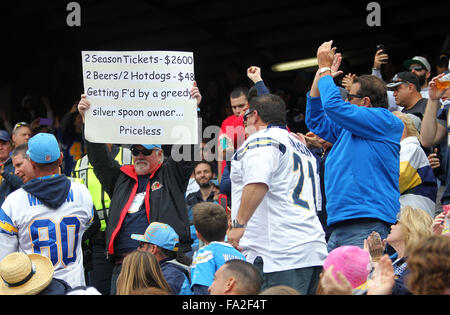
[404,56,431,72]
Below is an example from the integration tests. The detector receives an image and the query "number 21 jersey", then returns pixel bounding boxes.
[230,126,327,273]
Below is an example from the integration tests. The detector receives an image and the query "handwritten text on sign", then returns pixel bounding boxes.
[82,51,197,144]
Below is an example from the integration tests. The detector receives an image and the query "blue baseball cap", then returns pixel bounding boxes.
[131,222,179,251]
[0,130,10,142]
[131,144,162,150]
[27,133,61,163]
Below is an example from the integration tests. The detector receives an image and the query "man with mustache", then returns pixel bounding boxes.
[187,161,216,204]
[77,84,202,294]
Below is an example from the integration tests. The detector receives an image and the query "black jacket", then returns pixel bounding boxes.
[85,140,193,259]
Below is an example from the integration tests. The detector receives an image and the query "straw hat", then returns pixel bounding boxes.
[0,252,54,295]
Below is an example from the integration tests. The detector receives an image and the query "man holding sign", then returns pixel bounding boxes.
[81,51,198,145]
[78,83,201,295]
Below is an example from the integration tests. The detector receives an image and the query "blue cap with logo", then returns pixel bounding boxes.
[131,222,179,251]
[27,133,61,163]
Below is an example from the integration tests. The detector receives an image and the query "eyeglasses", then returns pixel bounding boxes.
[347,94,364,101]
[13,122,29,131]
[409,66,424,71]
[131,147,153,156]
[243,109,255,122]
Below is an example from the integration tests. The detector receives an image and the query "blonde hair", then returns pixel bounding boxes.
[116,251,172,295]
[392,111,419,138]
[397,206,433,255]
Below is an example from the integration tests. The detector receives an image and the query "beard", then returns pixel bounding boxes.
[199,183,211,189]
[134,159,150,175]
[416,73,426,87]
[197,178,212,188]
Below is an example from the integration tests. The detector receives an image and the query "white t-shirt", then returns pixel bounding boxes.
[0,181,94,287]
[230,126,328,273]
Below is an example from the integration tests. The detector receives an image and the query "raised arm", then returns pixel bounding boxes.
[77,95,121,196]
[372,49,388,80]
[305,41,344,143]
[247,66,270,95]
[315,40,402,140]
[311,41,343,98]
[420,73,448,147]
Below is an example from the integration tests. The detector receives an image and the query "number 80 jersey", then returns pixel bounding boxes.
[0,180,94,288]
[230,126,328,273]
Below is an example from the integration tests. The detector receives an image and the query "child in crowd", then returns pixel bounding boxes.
[190,202,245,294]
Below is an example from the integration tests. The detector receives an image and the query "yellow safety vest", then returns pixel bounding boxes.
[73,147,132,231]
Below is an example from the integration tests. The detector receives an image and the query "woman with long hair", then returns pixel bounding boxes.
[116,251,172,295]
[367,206,434,295]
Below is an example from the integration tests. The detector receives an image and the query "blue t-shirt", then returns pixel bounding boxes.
[114,175,149,254]
[190,241,245,289]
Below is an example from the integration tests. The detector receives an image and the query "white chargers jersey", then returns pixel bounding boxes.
[0,181,94,288]
[230,126,328,273]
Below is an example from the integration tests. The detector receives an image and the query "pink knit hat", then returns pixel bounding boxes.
[323,246,371,288]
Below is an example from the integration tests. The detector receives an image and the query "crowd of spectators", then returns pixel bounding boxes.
[0,41,449,296]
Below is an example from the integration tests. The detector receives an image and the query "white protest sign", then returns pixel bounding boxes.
[81,51,198,144]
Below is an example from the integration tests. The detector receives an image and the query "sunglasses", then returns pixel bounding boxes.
[243,109,255,122]
[409,66,424,71]
[347,94,364,101]
[131,147,154,156]
[13,122,29,131]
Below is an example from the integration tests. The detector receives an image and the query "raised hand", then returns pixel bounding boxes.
[373,49,389,70]
[320,265,353,295]
[77,94,91,123]
[331,53,343,78]
[317,40,336,68]
[190,81,202,106]
[367,254,395,295]
[342,73,357,92]
[431,212,446,235]
[429,73,449,101]
[364,231,386,263]
[247,66,262,83]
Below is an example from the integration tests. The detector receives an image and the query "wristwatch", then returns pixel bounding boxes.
[232,218,246,228]
[319,67,331,75]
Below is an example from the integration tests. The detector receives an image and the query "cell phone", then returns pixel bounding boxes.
[376,44,386,54]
